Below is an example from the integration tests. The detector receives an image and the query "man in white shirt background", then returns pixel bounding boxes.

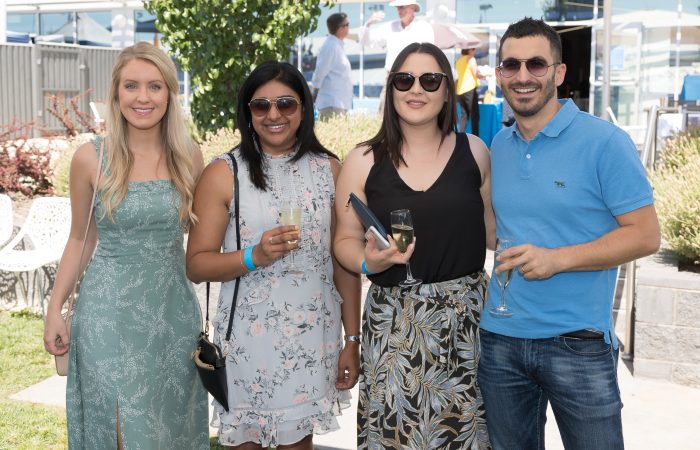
[359,0,435,111]
[312,12,354,121]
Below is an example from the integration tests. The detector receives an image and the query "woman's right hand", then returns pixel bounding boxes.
[364,231,415,274]
[44,308,69,356]
[252,225,301,267]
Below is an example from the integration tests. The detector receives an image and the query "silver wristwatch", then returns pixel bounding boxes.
[344,335,360,343]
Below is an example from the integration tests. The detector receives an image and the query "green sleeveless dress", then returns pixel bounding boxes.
[66,138,208,449]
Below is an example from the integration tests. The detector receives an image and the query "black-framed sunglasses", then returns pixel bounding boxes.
[497,58,560,78]
[248,96,301,117]
[390,72,447,92]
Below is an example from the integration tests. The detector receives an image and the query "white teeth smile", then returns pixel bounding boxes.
[266,124,285,131]
[514,88,536,93]
[134,108,153,113]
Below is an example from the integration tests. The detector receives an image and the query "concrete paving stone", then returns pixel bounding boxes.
[10,359,700,449]
[635,323,700,365]
[635,285,675,325]
[675,288,700,327]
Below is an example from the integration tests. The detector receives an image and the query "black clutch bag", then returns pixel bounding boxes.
[193,286,230,411]
[192,149,242,413]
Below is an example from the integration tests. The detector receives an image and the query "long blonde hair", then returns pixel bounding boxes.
[102,42,196,226]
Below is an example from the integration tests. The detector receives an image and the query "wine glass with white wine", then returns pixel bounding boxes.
[490,236,514,317]
[279,166,303,275]
[390,209,421,288]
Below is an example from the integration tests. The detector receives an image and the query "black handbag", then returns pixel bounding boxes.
[192,150,242,413]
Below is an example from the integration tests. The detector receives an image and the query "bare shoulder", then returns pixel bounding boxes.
[466,134,491,183]
[343,145,375,170]
[467,134,490,165]
[71,141,100,172]
[329,156,342,179]
[200,157,232,182]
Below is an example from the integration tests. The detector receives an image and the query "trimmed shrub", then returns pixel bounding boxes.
[314,113,381,160]
[654,128,700,266]
[658,127,700,171]
[0,139,55,196]
[50,113,382,193]
[53,134,95,197]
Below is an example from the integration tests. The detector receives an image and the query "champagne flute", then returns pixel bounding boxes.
[279,165,303,275]
[490,237,514,317]
[390,209,421,288]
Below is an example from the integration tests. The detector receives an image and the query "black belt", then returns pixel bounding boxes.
[560,329,605,340]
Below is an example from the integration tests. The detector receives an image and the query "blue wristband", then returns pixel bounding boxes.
[243,246,257,271]
[361,260,374,275]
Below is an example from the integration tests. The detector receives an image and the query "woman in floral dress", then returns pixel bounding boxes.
[186,61,361,450]
[43,42,208,449]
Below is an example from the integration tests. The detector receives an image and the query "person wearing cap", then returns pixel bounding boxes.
[312,12,353,121]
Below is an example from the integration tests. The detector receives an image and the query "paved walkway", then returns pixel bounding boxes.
[11,272,700,448]
[11,355,700,448]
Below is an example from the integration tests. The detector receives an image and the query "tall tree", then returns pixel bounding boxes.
[146,0,327,132]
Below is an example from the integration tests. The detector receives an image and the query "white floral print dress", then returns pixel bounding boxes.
[212,149,351,447]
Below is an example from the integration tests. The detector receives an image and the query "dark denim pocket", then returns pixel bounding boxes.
[559,336,612,356]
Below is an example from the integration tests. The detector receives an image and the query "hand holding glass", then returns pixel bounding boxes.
[490,237,514,317]
[390,209,421,288]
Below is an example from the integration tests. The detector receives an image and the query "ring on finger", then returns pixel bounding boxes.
[520,265,526,273]
[269,237,274,244]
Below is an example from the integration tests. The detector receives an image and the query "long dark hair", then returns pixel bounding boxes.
[359,42,456,167]
[236,60,335,190]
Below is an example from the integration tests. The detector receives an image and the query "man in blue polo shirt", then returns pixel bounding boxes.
[478,18,661,449]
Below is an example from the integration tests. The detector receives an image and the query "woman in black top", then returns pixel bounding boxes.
[334,43,495,449]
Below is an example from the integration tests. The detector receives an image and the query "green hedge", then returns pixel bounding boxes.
[54,113,381,196]
[654,128,700,265]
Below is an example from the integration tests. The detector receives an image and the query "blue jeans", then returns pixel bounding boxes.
[477,329,624,450]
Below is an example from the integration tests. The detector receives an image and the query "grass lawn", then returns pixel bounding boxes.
[0,310,226,449]
[0,310,67,449]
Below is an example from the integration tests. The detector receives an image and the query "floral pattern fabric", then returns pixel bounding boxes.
[358,272,491,450]
[66,137,209,449]
[213,149,350,447]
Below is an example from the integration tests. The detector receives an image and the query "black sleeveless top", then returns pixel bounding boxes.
[365,133,486,287]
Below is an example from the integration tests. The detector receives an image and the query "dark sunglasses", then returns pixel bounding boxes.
[497,58,560,78]
[248,96,300,117]
[390,72,447,92]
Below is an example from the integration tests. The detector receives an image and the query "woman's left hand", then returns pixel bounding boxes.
[335,342,360,390]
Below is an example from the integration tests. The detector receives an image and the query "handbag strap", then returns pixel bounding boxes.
[204,149,242,342]
[64,137,104,317]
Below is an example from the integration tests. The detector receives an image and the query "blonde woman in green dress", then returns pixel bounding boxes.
[43,42,209,449]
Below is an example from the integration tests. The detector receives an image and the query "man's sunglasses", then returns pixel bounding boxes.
[248,96,300,117]
[497,58,560,78]
[390,72,447,92]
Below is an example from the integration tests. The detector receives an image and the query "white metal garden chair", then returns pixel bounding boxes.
[0,197,71,310]
[0,194,13,247]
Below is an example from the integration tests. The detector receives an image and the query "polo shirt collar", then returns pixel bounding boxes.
[506,98,579,141]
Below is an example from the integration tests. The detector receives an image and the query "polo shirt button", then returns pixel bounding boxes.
[526,154,532,159]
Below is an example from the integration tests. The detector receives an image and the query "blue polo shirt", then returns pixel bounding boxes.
[481,99,654,346]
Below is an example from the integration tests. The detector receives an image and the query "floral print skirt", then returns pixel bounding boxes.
[357,271,491,450]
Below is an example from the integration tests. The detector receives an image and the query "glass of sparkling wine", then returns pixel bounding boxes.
[390,209,421,288]
[280,205,303,275]
[490,236,514,317]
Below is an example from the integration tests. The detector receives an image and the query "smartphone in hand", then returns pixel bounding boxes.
[365,225,390,250]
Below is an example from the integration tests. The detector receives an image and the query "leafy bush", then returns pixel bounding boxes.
[53,134,94,197]
[0,140,55,196]
[315,113,381,160]
[654,128,700,266]
[51,114,381,194]
[658,127,700,171]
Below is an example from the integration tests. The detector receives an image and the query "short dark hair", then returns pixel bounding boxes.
[360,42,456,167]
[499,17,562,63]
[327,12,348,36]
[236,60,335,191]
